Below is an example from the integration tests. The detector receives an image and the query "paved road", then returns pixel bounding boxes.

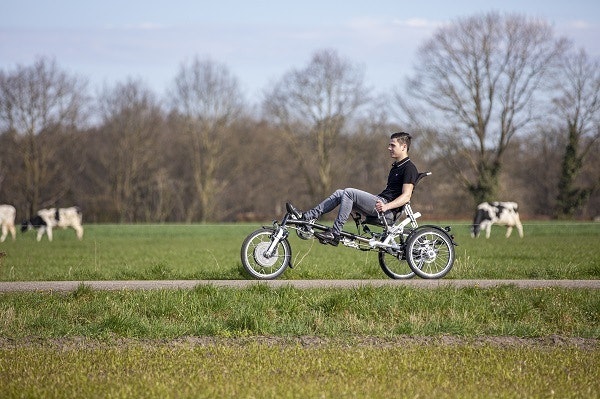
[0,279,598,292]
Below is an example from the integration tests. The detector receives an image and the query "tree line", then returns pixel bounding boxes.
[1,12,599,223]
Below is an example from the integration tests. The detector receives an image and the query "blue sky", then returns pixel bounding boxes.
[1,0,599,101]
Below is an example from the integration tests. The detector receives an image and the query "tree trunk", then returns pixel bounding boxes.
[554,125,591,218]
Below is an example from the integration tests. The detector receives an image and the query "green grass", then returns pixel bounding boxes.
[2,343,598,398]
[1,221,599,398]
[1,221,599,281]
[0,224,244,281]
[1,285,599,398]
[1,285,598,339]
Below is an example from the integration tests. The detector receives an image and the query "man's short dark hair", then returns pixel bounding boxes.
[390,132,412,151]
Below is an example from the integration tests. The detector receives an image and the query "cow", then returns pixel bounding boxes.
[21,206,84,242]
[471,201,523,239]
[0,204,17,242]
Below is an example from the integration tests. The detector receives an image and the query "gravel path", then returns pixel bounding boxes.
[0,279,598,292]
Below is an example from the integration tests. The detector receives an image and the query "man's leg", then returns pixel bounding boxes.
[331,188,381,235]
[301,188,389,245]
[302,189,345,221]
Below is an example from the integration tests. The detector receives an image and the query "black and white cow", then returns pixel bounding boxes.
[471,201,523,238]
[0,204,17,242]
[21,207,84,242]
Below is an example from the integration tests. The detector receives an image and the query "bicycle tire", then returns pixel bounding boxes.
[241,228,291,280]
[378,235,416,279]
[405,226,455,279]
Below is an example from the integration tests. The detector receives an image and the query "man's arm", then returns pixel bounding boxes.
[376,183,414,213]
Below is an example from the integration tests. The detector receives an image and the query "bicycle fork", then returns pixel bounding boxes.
[264,226,286,257]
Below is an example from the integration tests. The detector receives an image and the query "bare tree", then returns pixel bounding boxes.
[169,57,244,222]
[263,49,370,199]
[97,78,164,222]
[551,49,600,218]
[0,57,88,215]
[397,12,569,205]
[0,132,25,210]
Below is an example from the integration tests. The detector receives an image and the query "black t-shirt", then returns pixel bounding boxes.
[378,157,419,202]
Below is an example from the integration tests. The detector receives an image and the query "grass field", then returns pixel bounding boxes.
[1,221,599,281]
[0,284,599,398]
[1,221,599,398]
[2,340,597,398]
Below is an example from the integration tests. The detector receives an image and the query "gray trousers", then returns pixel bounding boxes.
[303,188,391,236]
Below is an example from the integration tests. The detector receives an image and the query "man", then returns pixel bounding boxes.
[288,132,419,246]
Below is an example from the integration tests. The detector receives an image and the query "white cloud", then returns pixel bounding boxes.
[135,22,166,31]
[393,18,442,29]
[345,17,396,43]
[102,22,167,31]
[567,20,592,30]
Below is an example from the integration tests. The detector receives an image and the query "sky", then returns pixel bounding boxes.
[1,0,599,102]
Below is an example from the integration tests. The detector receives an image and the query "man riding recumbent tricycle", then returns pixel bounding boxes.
[240,171,457,280]
[241,132,457,280]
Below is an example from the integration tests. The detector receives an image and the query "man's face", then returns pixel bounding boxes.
[388,138,406,159]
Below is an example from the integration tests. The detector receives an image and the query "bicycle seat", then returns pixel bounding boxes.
[361,207,403,226]
[415,171,431,185]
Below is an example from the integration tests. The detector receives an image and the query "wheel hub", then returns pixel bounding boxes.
[424,248,437,262]
[253,242,278,267]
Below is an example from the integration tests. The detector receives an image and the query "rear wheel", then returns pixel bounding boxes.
[378,236,415,279]
[405,226,455,279]
[241,228,291,279]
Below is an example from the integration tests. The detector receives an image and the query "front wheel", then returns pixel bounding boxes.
[405,226,455,279]
[378,236,415,279]
[241,228,291,280]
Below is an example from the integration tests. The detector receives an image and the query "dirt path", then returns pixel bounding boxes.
[0,335,597,350]
[0,279,598,292]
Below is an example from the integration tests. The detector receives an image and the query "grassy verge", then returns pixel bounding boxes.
[0,222,599,281]
[0,285,598,398]
[1,285,598,338]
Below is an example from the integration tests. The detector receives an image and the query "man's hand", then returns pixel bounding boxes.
[375,200,387,213]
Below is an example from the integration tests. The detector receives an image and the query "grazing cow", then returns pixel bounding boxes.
[0,204,17,242]
[471,201,523,239]
[21,207,84,242]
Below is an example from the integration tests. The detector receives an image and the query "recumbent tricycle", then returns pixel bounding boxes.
[240,172,457,280]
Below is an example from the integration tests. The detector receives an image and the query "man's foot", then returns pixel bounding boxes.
[286,202,304,219]
[286,202,318,240]
[314,229,340,246]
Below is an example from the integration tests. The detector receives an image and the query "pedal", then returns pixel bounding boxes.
[341,238,359,249]
[317,238,329,245]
